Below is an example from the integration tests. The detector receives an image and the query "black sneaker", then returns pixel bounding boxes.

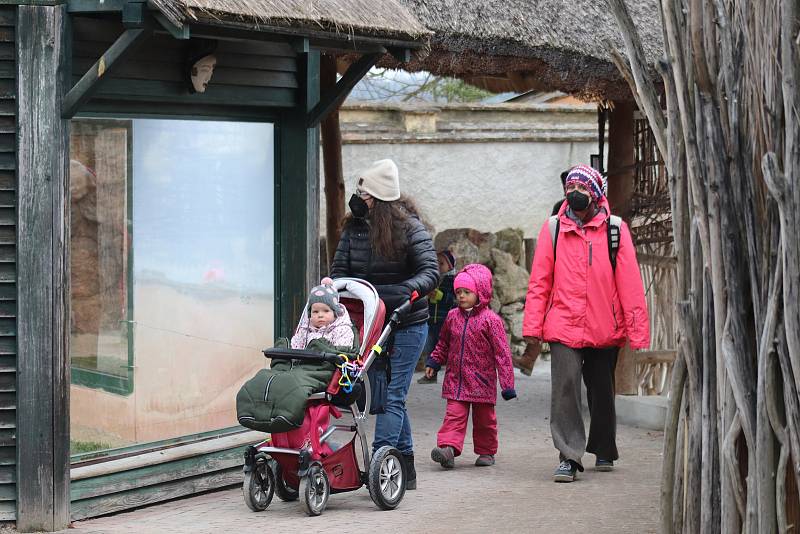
[595,458,614,471]
[553,460,578,482]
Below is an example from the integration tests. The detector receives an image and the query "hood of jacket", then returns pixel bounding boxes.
[457,263,493,311]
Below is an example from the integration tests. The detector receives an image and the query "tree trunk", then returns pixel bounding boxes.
[606,100,636,220]
[320,53,345,270]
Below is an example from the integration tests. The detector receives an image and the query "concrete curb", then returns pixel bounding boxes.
[615,394,668,431]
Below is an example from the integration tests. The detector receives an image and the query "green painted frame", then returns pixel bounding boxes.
[69,117,135,396]
[70,425,245,464]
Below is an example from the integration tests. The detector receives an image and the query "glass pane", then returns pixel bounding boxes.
[69,120,131,380]
[70,118,275,457]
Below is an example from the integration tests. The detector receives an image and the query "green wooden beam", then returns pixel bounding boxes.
[388,46,412,63]
[61,26,152,118]
[276,49,320,337]
[188,22,424,51]
[291,37,309,54]
[121,0,146,27]
[66,0,125,12]
[306,51,381,128]
[153,11,189,39]
[306,37,388,55]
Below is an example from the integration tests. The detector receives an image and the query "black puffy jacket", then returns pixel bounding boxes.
[330,215,440,327]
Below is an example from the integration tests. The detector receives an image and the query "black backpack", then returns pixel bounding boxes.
[548,214,622,270]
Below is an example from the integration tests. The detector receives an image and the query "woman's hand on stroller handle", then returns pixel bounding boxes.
[390,291,419,323]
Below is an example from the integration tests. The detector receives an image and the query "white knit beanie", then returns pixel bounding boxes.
[356,159,400,201]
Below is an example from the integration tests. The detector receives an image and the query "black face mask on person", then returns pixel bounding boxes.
[348,194,369,219]
[566,190,591,212]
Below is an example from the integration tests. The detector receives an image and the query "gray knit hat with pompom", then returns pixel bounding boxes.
[307,277,342,316]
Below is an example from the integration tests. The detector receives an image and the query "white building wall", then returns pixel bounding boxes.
[321,103,602,239]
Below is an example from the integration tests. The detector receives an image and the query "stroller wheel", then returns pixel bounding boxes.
[270,459,298,502]
[243,460,274,512]
[300,464,330,516]
[368,446,406,510]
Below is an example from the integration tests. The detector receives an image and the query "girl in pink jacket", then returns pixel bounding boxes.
[425,263,516,469]
[523,164,650,482]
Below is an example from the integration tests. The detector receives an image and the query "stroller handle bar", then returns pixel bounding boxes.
[263,348,345,366]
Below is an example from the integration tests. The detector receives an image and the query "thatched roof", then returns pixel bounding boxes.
[390,0,664,101]
[150,0,430,42]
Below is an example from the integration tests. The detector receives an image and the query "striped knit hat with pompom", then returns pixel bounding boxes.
[564,164,606,202]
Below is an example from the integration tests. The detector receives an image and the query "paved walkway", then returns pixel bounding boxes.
[67,362,664,534]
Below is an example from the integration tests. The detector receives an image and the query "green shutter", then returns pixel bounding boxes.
[0,4,15,523]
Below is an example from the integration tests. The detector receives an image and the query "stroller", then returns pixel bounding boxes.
[242,277,418,516]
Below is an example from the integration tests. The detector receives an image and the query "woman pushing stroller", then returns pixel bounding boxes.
[331,158,440,490]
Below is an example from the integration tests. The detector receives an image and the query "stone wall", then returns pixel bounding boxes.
[321,102,603,239]
[435,227,532,357]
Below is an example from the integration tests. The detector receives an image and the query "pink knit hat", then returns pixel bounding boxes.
[453,271,478,295]
[565,164,606,202]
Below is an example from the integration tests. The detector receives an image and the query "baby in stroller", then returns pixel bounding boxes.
[290,277,355,350]
[237,279,360,436]
[239,277,418,516]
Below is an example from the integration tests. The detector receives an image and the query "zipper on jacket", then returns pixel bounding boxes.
[264,375,277,401]
[456,311,472,400]
[589,241,593,266]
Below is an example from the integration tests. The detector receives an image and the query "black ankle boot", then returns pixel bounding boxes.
[403,453,416,490]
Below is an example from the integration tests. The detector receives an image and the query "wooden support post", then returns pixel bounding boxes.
[306,52,382,127]
[607,101,637,394]
[276,50,320,338]
[61,26,152,119]
[320,53,344,271]
[17,5,71,531]
[606,100,636,220]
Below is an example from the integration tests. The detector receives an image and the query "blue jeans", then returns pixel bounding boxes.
[373,322,428,455]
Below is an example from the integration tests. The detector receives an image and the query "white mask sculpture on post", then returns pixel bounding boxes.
[190,54,216,93]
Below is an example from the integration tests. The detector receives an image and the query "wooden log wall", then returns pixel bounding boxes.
[608,0,800,531]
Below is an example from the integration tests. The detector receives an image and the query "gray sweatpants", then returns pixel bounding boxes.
[550,343,619,469]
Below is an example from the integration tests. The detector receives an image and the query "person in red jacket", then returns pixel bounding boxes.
[425,263,516,469]
[523,164,650,483]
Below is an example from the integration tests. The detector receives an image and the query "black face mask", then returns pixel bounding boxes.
[566,190,591,212]
[348,194,369,219]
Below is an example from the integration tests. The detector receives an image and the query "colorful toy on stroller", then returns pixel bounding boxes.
[239,277,418,516]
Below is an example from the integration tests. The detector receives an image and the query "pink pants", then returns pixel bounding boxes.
[436,399,498,456]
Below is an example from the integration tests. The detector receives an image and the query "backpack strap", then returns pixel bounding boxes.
[548,215,560,265]
[607,215,622,271]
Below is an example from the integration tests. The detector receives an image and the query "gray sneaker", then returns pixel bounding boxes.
[475,454,495,467]
[553,460,578,482]
[430,446,455,469]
